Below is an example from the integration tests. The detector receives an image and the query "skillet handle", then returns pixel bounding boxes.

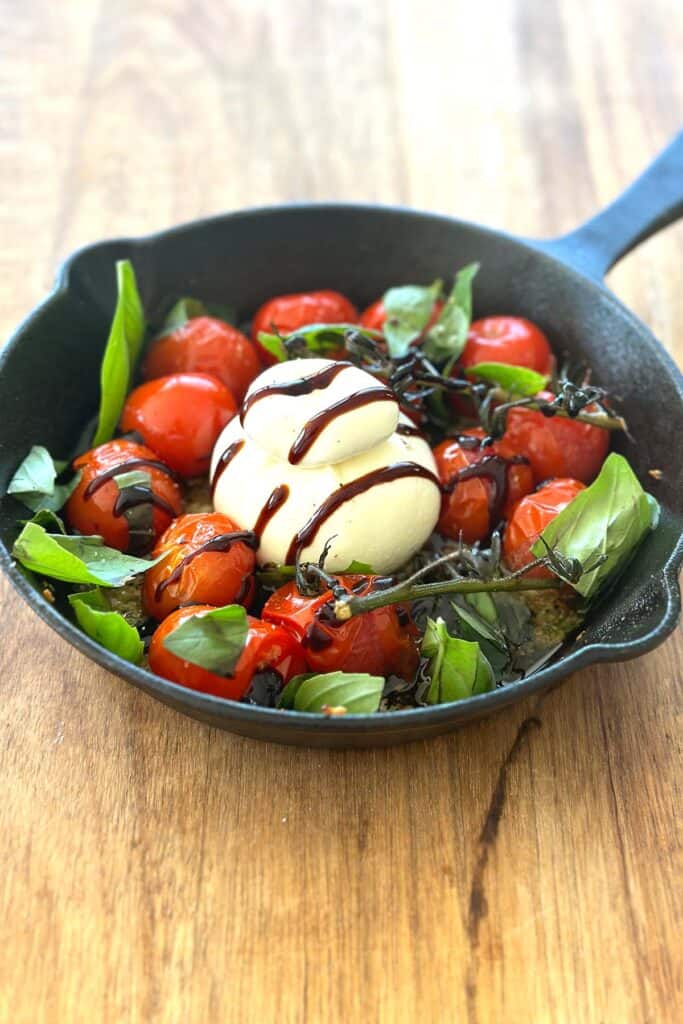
[536,130,683,280]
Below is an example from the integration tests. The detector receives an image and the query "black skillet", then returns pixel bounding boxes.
[1,133,682,748]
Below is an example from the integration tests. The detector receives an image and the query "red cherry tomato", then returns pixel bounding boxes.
[262,575,419,681]
[141,317,262,402]
[65,439,183,553]
[503,478,585,576]
[252,290,358,364]
[149,605,308,701]
[433,428,534,543]
[143,512,257,621]
[359,297,444,336]
[460,316,554,374]
[120,373,237,478]
[502,391,610,484]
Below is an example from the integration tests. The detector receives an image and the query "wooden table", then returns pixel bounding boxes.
[1,3,681,1021]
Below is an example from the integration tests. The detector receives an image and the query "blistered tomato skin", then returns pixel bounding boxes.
[148,606,308,701]
[502,478,586,576]
[65,439,183,553]
[143,512,257,621]
[359,298,444,336]
[433,428,534,544]
[120,372,237,478]
[141,317,262,402]
[460,316,554,375]
[503,391,610,484]
[262,575,420,682]
[251,290,359,364]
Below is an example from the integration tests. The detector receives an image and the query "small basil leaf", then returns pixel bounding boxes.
[450,598,510,677]
[113,469,151,490]
[279,671,384,714]
[7,445,81,513]
[423,262,479,365]
[12,522,159,587]
[93,260,146,447]
[466,361,547,397]
[341,560,374,574]
[22,509,67,534]
[157,297,236,336]
[68,589,144,665]
[531,453,659,599]
[257,332,288,362]
[422,617,494,704]
[162,604,248,676]
[382,280,442,358]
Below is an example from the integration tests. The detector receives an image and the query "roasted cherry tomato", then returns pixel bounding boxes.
[433,428,534,544]
[149,605,308,701]
[251,290,358,364]
[143,512,257,621]
[460,316,554,375]
[65,439,183,554]
[120,372,237,478]
[503,478,585,576]
[502,391,610,484]
[262,575,419,681]
[141,317,262,402]
[359,297,444,336]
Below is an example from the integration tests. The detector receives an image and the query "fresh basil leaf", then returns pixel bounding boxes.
[531,453,659,599]
[157,297,236,336]
[279,670,384,714]
[341,560,374,574]
[257,332,288,362]
[162,604,248,675]
[12,522,158,587]
[68,589,144,665]
[450,598,510,677]
[7,445,80,513]
[422,617,494,703]
[22,509,67,533]
[382,280,442,358]
[258,322,380,363]
[113,469,151,490]
[92,260,146,447]
[423,262,479,365]
[466,361,547,397]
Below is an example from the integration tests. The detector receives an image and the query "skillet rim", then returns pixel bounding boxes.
[1,201,681,737]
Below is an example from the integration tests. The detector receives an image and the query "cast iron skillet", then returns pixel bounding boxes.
[1,134,682,748]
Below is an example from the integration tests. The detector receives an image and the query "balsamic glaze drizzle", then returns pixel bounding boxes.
[443,454,529,525]
[154,531,259,601]
[210,439,245,496]
[83,458,180,499]
[241,361,352,423]
[288,387,397,464]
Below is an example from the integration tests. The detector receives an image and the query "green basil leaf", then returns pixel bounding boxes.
[279,671,384,714]
[531,453,659,599]
[423,262,479,365]
[466,361,547,397]
[258,322,380,363]
[22,509,67,533]
[7,445,81,513]
[340,560,374,574]
[422,617,494,703]
[12,522,158,587]
[161,604,248,675]
[92,260,146,447]
[450,598,510,677]
[157,297,235,336]
[382,280,442,358]
[257,332,288,362]
[112,469,151,490]
[68,589,144,665]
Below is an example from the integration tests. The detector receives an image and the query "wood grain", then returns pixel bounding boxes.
[0,1,681,1021]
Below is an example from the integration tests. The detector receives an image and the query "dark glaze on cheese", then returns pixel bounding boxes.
[288,387,398,464]
[285,461,440,565]
[252,484,290,537]
[210,439,245,496]
[241,361,353,423]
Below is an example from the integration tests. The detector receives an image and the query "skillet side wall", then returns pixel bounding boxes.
[0,206,681,744]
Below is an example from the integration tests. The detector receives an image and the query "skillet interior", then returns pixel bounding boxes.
[0,205,681,747]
